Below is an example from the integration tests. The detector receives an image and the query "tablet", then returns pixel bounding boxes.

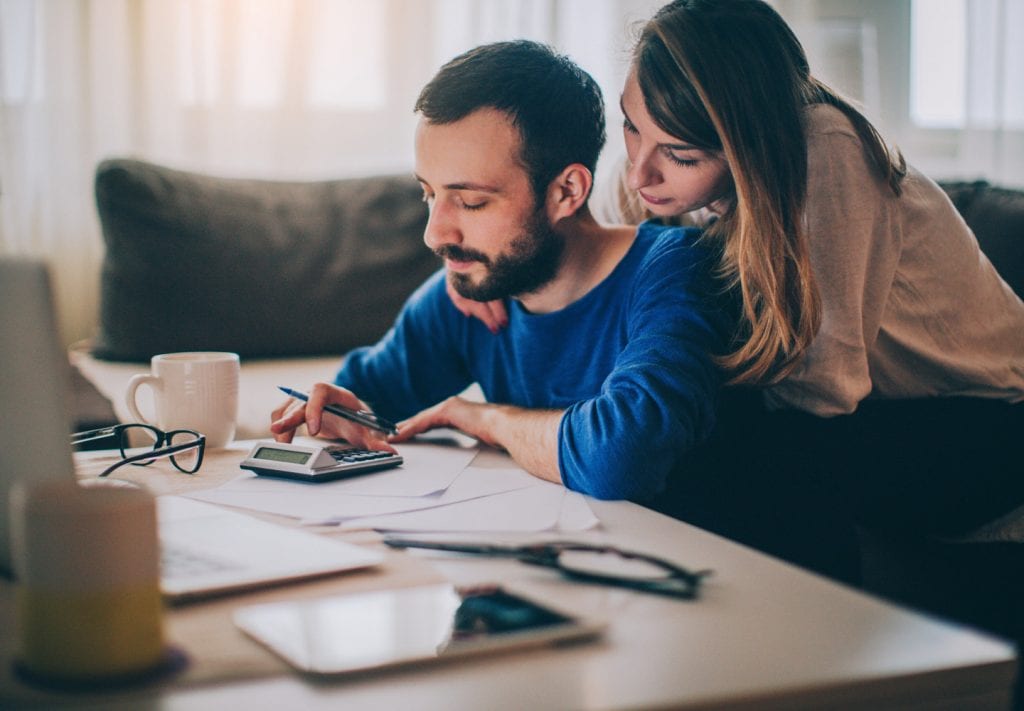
[233,583,604,675]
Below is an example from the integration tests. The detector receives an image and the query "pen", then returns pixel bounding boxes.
[278,386,398,435]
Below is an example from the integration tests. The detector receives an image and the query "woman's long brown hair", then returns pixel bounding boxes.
[635,0,905,384]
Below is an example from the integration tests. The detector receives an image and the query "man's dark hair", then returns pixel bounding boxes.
[415,40,606,205]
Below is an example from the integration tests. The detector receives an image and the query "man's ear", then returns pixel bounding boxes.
[545,164,593,222]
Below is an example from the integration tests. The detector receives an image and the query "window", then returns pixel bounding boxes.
[911,0,1024,131]
[778,0,1023,186]
[910,0,966,128]
[1,0,43,104]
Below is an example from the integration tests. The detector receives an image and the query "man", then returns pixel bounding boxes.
[271,40,725,505]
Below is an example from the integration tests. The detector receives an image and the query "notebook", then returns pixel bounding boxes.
[157,496,382,603]
[0,257,382,597]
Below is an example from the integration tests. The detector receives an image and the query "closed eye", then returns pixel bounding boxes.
[664,150,700,168]
[455,194,487,211]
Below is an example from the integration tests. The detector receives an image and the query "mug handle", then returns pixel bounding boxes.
[125,374,161,426]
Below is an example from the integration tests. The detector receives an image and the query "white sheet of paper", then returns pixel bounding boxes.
[338,483,568,533]
[183,444,601,534]
[188,466,538,522]
[186,488,428,521]
[385,443,480,495]
[557,491,600,531]
[303,467,544,524]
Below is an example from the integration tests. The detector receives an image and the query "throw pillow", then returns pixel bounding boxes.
[92,158,436,361]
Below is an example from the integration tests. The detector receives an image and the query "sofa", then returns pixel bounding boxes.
[72,158,1024,659]
[73,158,436,440]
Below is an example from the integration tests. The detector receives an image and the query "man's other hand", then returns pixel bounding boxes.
[391,396,496,447]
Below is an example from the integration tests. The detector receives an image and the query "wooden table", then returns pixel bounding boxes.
[0,443,1017,710]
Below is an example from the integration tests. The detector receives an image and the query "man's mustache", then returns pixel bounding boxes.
[433,245,489,265]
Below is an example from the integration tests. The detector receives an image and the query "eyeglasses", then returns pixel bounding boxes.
[383,538,711,600]
[71,423,206,478]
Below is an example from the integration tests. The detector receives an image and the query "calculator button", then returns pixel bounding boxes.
[327,448,397,465]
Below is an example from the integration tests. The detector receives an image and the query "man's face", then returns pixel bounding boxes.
[414,108,563,302]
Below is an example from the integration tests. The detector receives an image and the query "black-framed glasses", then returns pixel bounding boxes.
[71,423,206,478]
[383,539,712,600]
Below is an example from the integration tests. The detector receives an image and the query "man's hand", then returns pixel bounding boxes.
[446,271,508,334]
[393,397,563,484]
[269,382,396,453]
[390,396,496,447]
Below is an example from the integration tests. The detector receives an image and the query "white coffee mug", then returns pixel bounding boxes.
[126,352,239,448]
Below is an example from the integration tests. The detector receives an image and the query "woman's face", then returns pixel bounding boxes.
[620,71,733,218]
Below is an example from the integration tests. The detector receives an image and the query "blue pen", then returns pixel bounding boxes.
[278,386,398,435]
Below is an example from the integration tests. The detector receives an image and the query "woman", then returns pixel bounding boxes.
[451,0,1024,581]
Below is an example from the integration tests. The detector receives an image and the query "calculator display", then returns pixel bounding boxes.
[253,446,312,465]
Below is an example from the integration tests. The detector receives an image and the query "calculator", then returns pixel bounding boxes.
[239,441,403,482]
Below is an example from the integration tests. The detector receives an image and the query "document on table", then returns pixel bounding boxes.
[186,441,598,533]
[336,482,599,533]
[302,467,540,524]
[191,466,534,522]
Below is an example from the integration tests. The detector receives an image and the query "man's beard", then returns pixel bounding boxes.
[435,209,564,302]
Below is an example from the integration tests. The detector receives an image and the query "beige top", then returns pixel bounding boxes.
[595,104,1024,416]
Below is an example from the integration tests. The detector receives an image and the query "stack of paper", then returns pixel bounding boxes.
[187,441,599,533]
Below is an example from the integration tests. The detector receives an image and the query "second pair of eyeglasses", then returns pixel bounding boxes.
[71,423,206,478]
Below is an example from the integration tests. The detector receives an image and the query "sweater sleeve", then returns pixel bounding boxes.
[558,230,727,502]
[764,112,902,416]
[334,269,474,421]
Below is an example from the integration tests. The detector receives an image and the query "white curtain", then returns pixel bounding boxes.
[5,0,1018,347]
[953,0,1024,187]
[0,0,657,346]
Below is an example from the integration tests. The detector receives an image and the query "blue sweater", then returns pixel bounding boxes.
[335,222,727,504]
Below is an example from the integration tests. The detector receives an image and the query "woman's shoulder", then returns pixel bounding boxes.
[802,104,893,201]
[804,103,857,134]
[803,104,866,155]
[802,104,946,209]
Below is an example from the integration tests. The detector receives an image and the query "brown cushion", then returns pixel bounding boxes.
[92,158,435,361]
